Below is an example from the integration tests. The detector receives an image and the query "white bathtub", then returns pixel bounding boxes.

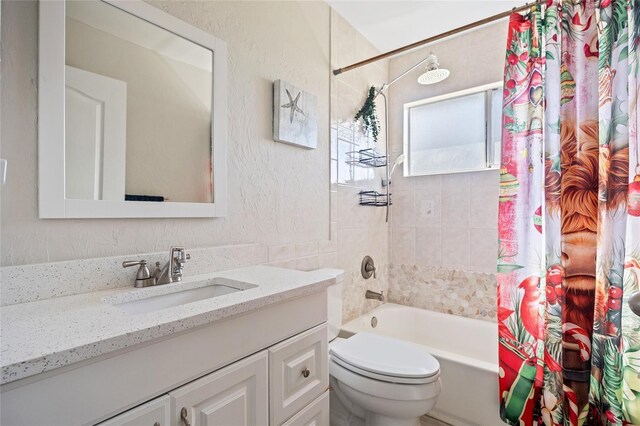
[341,303,501,426]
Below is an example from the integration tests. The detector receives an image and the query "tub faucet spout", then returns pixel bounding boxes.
[365,290,384,302]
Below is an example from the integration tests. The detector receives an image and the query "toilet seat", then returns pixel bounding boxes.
[329,333,440,385]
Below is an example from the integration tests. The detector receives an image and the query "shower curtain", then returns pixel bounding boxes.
[497,0,640,425]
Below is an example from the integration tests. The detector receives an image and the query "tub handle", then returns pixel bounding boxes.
[361,256,376,279]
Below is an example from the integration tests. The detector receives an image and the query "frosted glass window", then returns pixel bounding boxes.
[404,83,502,176]
[490,88,503,168]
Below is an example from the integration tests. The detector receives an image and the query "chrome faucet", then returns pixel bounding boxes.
[365,289,384,302]
[154,246,191,285]
[123,246,190,288]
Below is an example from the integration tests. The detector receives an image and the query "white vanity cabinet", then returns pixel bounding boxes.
[93,323,328,426]
[1,289,330,426]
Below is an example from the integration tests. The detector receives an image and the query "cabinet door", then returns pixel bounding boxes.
[281,391,329,426]
[169,351,268,426]
[97,395,170,426]
[269,324,328,425]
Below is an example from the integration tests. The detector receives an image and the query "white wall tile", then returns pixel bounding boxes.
[391,227,415,265]
[414,175,441,231]
[330,191,338,222]
[470,228,498,274]
[268,244,296,263]
[469,174,499,230]
[441,174,470,229]
[390,190,414,228]
[441,227,470,270]
[319,238,337,254]
[415,227,442,267]
[318,252,338,268]
[295,241,319,258]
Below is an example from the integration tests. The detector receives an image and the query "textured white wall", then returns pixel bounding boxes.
[0,0,331,266]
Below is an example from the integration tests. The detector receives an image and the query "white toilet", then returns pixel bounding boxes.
[326,271,442,426]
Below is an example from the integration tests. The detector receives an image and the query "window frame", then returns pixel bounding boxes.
[402,81,503,177]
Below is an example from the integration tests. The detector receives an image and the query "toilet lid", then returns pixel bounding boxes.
[329,333,440,380]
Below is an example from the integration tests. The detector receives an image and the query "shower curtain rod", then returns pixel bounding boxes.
[332,0,546,76]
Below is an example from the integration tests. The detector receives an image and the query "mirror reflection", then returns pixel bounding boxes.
[65,0,213,203]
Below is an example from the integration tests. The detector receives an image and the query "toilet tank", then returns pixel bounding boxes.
[316,268,344,342]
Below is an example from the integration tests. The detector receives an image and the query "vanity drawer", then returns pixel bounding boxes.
[281,391,329,426]
[269,323,328,425]
[96,395,170,426]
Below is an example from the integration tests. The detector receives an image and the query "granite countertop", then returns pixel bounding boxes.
[1,266,340,385]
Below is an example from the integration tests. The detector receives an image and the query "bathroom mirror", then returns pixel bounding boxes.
[39,0,227,218]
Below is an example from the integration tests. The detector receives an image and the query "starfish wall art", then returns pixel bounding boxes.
[273,80,317,149]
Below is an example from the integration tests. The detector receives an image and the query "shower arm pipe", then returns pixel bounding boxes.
[332,0,546,76]
[373,55,431,99]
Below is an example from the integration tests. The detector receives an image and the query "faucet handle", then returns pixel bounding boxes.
[177,251,191,264]
[170,246,188,260]
[122,260,155,288]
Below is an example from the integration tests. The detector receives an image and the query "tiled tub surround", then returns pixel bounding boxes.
[0,265,339,384]
[331,9,390,322]
[387,171,500,323]
[388,264,497,322]
[336,185,389,322]
[390,171,500,274]
[382,23,505,324]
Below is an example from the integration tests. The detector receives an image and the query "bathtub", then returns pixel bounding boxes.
[340,303,501,426]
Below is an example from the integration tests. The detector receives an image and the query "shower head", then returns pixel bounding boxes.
[382,154,405,188]
[417,54,450,85]
[390,154,406,177]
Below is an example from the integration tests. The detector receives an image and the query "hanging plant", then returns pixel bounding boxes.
[354,86,380,143]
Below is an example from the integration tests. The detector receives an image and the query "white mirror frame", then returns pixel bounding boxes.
[38,0,227,218]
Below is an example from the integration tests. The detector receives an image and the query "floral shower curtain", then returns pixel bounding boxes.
[497,0,640,425]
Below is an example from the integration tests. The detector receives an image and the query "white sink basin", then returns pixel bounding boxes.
[113,278,257,314]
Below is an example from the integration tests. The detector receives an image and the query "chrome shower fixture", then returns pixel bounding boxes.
[417,53,450,85]
[382,154,406,187]
[390,154,405,176]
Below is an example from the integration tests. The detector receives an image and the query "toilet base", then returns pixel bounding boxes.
[330,376,430,426]
[330,391,420,426]
[330,387,364,426]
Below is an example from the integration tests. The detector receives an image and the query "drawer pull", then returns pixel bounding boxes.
[154,423,160,426]
[180,407,191,426]
[302,367,311,378]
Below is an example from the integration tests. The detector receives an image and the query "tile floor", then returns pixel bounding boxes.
[420,415,452,426]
